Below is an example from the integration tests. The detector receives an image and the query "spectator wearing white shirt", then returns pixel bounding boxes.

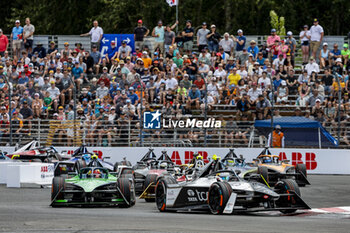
[272,54,285,70]
[80,20,103,50]
[247,83,262,104]
[236,65,248,79]
[309,18,324,59]
[213,63,227,78]
[96,82,109,99]
[219,33,234,55]
[258,73,271,91]
[305,56,320,76]
[165,76,178,90]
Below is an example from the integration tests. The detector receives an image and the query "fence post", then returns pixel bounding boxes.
[38,119,41,144]
[128,120,131,146]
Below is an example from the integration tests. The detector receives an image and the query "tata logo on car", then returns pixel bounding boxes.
[187,189,207,202]
[187,189,195,197]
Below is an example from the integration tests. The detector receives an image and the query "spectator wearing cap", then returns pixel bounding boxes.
[0,29,9,57]
[319,42,330,69]
[11,20,23,58]
[341,43,350,66]
[300,25,311,64]
[310,18,324,59]
[276,80,289,104]
[117,40,132,59]
[83,50,94,74]
[206,24,221,52]
[225,56,236,72]
[219,33,234,55]
[305,56,320,76]
[125,56,135,71]
[238,48,249,66]
[306,89,324,108]
[118,60,130,75]
[72,61,84,89]
[19,100,33,135]
[32,42,46,58]
[286,31,297,59]
[267,29,280,60]
[47,80,60,110]
[47,41,58,56]
[61,42,72,57]
[90,45,101,74]
[256,94,271,120]
[182,20,195,52]
[247,40,259,60]
[106,40,118,62]
[233,29,246,59]
[123,99,135,116]
[134,19,149,50]
[197,22,210,52]
[80,20,103,50]
[23,18,35,54]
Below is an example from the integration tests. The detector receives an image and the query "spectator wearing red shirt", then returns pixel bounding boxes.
[97,73,110,87]
[194,75,205,89]
[0,29,9,57]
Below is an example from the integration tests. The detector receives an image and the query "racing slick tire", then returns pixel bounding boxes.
[296,164,307,187]
[258,166,269,185]
[155,176,177,212]
[275,179,300,214]
[117,178,136,208]
[143,174,159,202]
[51,176,66,207]
[120,168,134,178]
[208,182,233,214]
[74,159,86,172]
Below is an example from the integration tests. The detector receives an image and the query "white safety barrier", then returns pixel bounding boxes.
[1,147,350,175]
[0,162,54,187]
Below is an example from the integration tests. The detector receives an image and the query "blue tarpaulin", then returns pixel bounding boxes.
[254,117,338,147]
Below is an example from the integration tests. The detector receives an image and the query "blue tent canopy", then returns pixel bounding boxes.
[254,117,338,147]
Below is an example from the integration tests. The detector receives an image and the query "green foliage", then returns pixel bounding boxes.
[1,0,350,35]
[270,10,285,36]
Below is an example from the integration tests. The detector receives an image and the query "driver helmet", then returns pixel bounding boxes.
[196,154,203,160]
[212,154,218,161]
[159,162,168,169]
[93,169,101,178]
[263,158,272,163]
[226,159,236,167]
[217,172,230,181]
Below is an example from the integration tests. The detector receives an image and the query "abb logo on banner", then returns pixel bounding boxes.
[171,151,209,165]
[66,150,103,159]
[279,152,317,170]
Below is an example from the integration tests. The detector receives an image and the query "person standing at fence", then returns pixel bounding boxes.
[152,20,165,55]
[23,18,35,54]
[300,25,311,65]
[0,29,9,57]
[182,20,194,52]
[309,18,324,60]
[80,20,103,50]
[134,19,149,50]
[11,20,23,59]
[267,125,285,148]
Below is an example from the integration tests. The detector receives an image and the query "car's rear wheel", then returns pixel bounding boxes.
[51,176,65,207]
[258,166,269,185]
[208,182,233,214]
[143,174,158,202]
[275,179,300,214]
[296,164,307,187]
[117,178,136,208]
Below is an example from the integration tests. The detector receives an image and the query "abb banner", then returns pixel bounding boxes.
[2,147,350,174]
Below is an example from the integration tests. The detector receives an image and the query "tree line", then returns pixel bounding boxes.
[1,0,349,36]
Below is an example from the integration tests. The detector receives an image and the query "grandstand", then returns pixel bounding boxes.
[0,21,349,149]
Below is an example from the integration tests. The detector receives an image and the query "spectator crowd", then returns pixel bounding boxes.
[0,17,349,147]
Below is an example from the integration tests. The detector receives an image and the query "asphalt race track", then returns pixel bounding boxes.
[0,175,349,233]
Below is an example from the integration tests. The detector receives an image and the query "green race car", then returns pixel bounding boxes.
[51,167,135,207]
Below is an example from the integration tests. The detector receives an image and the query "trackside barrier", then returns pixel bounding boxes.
[0,162,54,187]
[1,147,350,175]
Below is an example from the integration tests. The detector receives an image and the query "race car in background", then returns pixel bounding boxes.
[135,149,179,201]
[51,165,135,207]
[253,148,310,187]
[6,140,69,163]
[54,145,132,177]
[155,158,310,214]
